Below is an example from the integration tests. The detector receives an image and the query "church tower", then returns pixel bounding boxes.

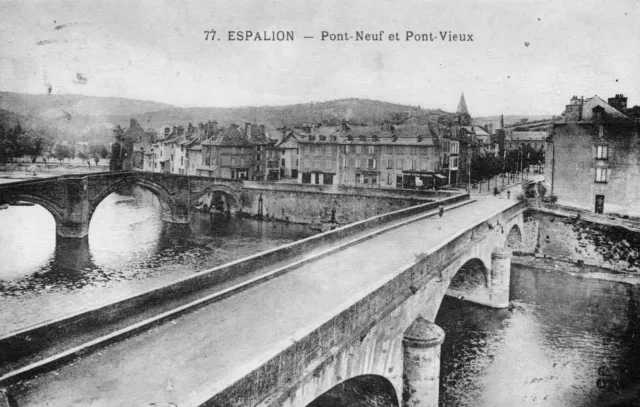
[455,93,472,126]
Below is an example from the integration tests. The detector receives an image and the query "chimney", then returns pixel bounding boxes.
[259,124,265,136]
[245,122,251,139]
[607,94,627,112]
[341,119,348,132]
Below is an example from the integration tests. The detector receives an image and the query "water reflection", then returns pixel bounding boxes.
[436,266,640,407]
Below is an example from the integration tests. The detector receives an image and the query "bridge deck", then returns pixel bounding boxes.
[8,196,519,407]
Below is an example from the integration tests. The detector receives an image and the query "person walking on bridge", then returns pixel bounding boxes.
[438,205,444,218]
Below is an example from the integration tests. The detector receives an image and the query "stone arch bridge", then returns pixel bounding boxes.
[0,171,243,238]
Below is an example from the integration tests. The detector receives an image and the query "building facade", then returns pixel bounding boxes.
[547,95,640,217]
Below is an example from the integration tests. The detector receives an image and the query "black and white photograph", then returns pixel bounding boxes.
[0,0,639,406]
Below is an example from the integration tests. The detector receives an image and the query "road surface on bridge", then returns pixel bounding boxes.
[9,195,520,407]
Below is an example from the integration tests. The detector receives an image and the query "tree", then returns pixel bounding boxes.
[77,150,91,166]
[89,142,109,166]
[0,139,16,163]
[17,131,48,163]
[53,143,73,164]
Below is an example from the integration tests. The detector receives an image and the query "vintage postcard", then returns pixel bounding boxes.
[0,1,639,406]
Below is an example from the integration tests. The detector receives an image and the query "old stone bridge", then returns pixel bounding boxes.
[0,179,527,407]
[0,171,457,238]
[0,171,245,238]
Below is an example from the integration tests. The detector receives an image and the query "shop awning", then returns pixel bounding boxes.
[435,174,447,179]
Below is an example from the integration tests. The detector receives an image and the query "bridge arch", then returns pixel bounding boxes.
[446,257,490,303]
[2,193,65,224]
[190,184,241,213]
[89,175,178,223]
[505,224,523,251]
[306,375,399,407]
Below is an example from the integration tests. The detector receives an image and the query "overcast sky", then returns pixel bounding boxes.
[1,0,638,116]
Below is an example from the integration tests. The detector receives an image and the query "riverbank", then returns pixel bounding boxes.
[521,210,640,280]
[0,162,108,184]
[513,254,640,286]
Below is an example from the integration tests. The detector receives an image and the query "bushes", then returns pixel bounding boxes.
[542,195,558,204]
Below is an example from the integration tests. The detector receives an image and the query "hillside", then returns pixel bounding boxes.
[0,92,172,119]
[0,92,453,141]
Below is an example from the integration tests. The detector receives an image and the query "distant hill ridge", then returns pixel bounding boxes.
[1,91,550,142]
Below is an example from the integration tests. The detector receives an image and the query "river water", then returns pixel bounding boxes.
[436,265,640,407]
[0,187,316,333]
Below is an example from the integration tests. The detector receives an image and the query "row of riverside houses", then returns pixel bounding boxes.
[120,93,503,188]
[132,121,282,181]
[287,93,496,189]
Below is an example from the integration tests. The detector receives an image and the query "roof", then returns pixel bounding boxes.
[456,93,470,116]
[581,95,629,121]
[202,126,253,147]
[561,95,630,123]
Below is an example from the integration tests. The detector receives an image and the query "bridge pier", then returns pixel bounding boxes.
[57,177,91,239]
[402,317,445,407]
[490,248,512,308]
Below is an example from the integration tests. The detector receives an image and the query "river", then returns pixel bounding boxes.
[436,265,640,406]
[0,186,316,334]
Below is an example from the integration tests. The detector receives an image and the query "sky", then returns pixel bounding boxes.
[1,0,639,116]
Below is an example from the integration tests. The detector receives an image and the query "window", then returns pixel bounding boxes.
[180,157,183,165]
[387,174,393,184]
[403,159,411,171]
[342,172,349,182]
[596,145,608,160]
[356,174,361,183]
[304,159,310,168]
[596,168,608,183]
[387,145,393,154]
[397,159,402,169]
[315,147,321,156]
[241,158,245,166]
[372,177,377,185]
[305,147,311,155]
[257,164,261,171]
[231,158,236,166]
[257,146,262,152]
[410,146,417,155]
[355,158,361,168]
[368,159,377,169]
[368,145,375,154]
[342,156,347,166]
[344,145,350,154]
[325,160,332,170]
[421,160,428,171]
[326,147,332,156]
[356,145,362,154]
[411,160,417,170]
[387,159,393,169]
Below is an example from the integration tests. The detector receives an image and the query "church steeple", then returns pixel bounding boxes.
[455,93,472,126]
[456,93,470,116]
